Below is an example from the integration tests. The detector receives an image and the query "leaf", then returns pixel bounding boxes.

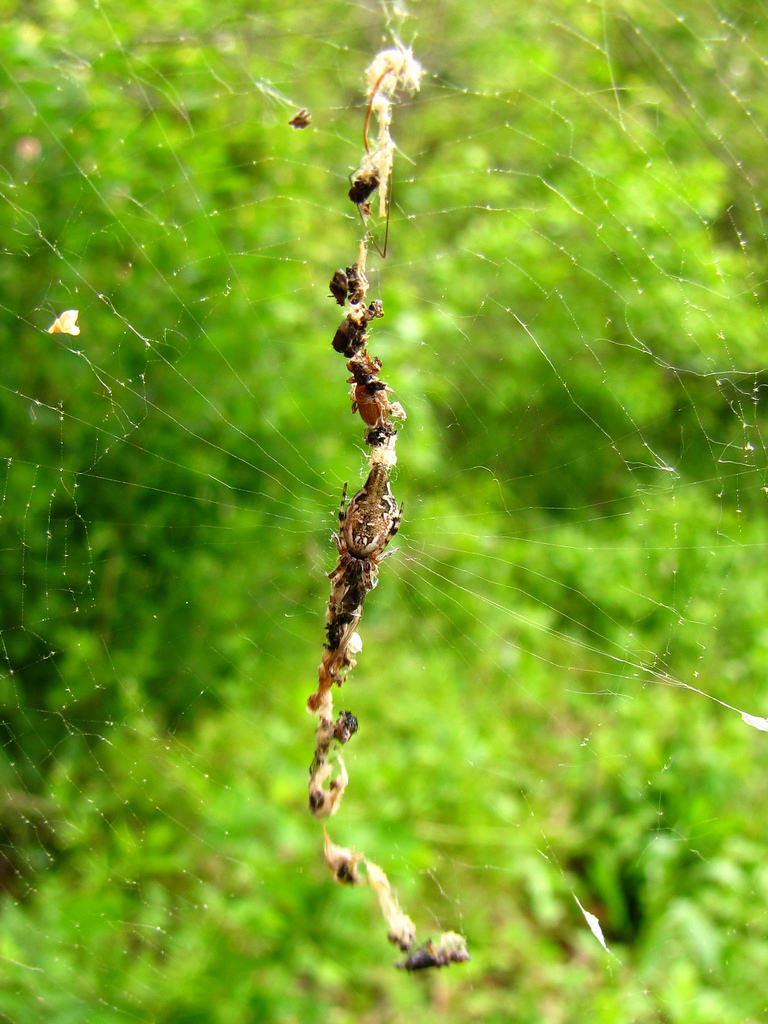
[47,310,80,336]
[574,895,613,957]
[741,712,768,732]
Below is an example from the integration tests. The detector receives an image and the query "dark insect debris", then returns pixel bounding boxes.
[333,711,359,744]
[396,936,471,972]
[289,109,312,128]
[348,168,380,212]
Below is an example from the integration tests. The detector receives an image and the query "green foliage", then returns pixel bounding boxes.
[1,1,768,1021]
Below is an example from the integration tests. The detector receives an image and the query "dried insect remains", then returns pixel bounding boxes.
[348,167,380,215]
[289,108,312,128]
[347,46,424,257]
[303,41,469,974]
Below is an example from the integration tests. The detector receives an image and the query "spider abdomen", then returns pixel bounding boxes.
[340,463,402,560]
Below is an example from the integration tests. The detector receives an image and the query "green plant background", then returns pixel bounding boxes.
[2,1,768,1021]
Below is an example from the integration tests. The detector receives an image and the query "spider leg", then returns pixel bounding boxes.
[387,501,403,542]
[339,483,348,528]
[363,68,389,155]
[365,563,379,592]
[368,174,392,259]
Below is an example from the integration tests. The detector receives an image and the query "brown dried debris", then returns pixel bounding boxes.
[396,932,471,972]
[289,109,312,128]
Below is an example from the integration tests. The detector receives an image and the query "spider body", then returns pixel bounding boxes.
[340,463,401,558]
[332,464,402,593]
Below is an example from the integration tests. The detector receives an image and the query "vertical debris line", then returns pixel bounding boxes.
[304,45,470,971]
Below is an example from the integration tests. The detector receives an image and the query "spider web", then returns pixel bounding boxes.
[1,1,768,1021]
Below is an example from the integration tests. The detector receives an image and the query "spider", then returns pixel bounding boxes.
[332,463,402,593]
